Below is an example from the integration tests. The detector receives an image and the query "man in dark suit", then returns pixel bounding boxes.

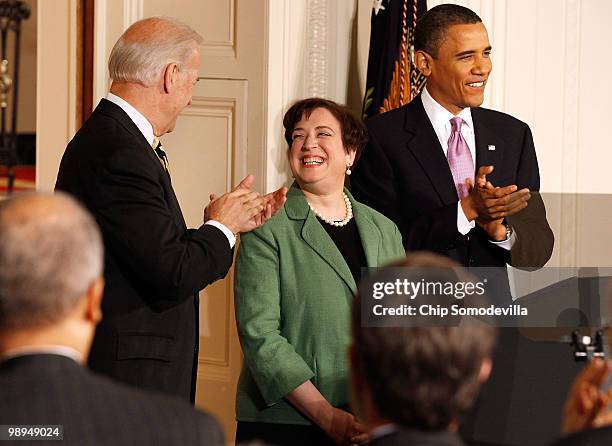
[0,193,224,445]
[55,17,286,402]
[352,9,560,446]
[349,252,497,446]
[352,4,553,270]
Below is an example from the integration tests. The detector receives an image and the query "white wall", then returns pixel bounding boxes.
[36,0,612,201]
[16,0,37,134]
[36,0,78,191]
[292,0,612,196]
[36,0,612,267]
[419,0,612,196]
[263,0,612,274]
[265,0,359,191]
[268,0,612,269]
[424,0,612,269]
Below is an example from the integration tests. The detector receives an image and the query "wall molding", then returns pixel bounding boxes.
[264,0,357,192]
[487,0,507,111]
[559,0,581,267]
[196,366,232,383]
[264,0,292,192]
[123,0,143,29]
[306,0,328,97]
[93,0,108,105]
[93,0,144,105]
[180,98,241,190]
[36,0,79,190]
[201,0,236,58]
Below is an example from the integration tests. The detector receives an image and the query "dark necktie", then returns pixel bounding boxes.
[152,137,169,173]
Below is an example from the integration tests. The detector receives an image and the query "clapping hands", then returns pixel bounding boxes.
[204,175,287,234]
[461,165,531,240]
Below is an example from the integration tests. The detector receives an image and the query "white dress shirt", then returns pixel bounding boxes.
[421,87,515,250]
[105,93,236,248]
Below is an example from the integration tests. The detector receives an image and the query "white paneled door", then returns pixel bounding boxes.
[145,1,267,441]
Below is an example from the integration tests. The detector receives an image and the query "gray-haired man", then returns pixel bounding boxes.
[55,17,286,401]
[0,193,224,445]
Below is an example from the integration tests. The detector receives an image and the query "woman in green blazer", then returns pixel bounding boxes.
[234,98,405,446]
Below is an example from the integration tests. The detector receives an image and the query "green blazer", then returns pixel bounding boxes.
[234,184,405,425]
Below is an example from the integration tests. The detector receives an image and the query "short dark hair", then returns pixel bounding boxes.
[282,98,368,163]
[414,4,482,58]
[352,252,497,430]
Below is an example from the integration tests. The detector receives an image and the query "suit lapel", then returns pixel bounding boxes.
[404,97,459,204]
[97,99,168,174]
[472,107,505,185]
[166,181,187,230]
[152,156,187,230]
[285,184,356,293]
[97,99,150,145]
[96,99,187,230]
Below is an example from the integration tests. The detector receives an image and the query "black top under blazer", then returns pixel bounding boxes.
[55,99,233,401]
[352,95,553,269]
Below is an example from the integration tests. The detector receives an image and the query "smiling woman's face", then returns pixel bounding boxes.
[288,107,356,194]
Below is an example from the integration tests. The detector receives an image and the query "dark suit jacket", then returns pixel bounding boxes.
[0,354,224,445]
[370,427,464,446]
[551,427,612,446]
[351,95,553,269]
[55,99,233,401]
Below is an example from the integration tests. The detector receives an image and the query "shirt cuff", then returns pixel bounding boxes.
[205,220,236,249]
[489,226,517,251]
[457,202,475,235]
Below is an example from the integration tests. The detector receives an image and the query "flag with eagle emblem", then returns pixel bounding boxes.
[362,0,428,118]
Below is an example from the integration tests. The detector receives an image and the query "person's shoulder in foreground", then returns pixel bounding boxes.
[0,354,224,446]
[0,192,225,446]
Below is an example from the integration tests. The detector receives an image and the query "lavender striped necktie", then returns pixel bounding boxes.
[447,117,474,199]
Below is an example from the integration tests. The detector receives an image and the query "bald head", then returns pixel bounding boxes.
[0,193,103,331]
[108,16,203,87]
